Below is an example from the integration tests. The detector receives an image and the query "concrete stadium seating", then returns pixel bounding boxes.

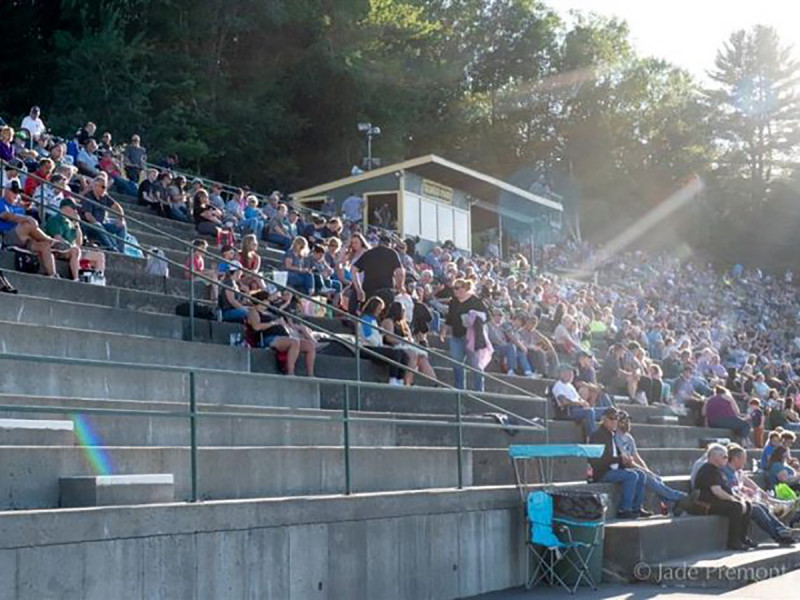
[0,191,797,597]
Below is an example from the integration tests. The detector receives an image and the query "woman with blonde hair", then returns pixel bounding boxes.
[0,126,15,162]
[239,233,264,292]
[283,236,314,295]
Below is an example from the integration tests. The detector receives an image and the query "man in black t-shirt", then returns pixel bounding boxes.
[694,444,753,550]
[137,168,158,207]
[351,234,404,308]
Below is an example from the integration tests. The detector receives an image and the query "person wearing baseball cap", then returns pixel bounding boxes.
[42,198,85,280]
[588,406,649,519]
[615,411,690,516]
[0,181,57,276]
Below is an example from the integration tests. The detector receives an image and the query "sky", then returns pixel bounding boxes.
[548,1,800,79]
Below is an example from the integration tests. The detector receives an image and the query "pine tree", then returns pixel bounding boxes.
[706,25,800,207]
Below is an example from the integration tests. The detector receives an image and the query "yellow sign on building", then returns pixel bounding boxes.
[422,179,453,204]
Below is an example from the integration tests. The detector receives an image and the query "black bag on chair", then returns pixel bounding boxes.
[552,491,607,521]
[13,250,40,274]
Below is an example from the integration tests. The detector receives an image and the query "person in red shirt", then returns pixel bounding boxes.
[23,157,54,200]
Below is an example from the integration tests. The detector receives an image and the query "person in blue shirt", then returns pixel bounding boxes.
[0,182,56,275]
[766,446,800,490]
[760,430,782,470]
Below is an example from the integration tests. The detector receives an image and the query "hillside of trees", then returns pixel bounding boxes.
[4,1,800,270]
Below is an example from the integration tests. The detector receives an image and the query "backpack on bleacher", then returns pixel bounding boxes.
[13,250,40,274]
[145,248,169,278]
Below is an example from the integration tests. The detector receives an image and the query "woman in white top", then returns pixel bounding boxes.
[358,297,408,385]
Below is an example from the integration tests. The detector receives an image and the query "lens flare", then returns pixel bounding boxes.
[71,413,113,476]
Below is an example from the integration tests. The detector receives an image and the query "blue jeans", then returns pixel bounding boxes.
[602,468,646,512]
[567,406,604,438]
[313,275,341,293]
[82,221,127,253]
[169,204,189,223]
[242,218,264,240]
[221,307,249,322]
[751,503,792,541]
[450,336,484,392]
[641,471,687,504]
[267,232,292,250]
[497,344,532,374]
[709,415,751,440]
[113,176,138,197]
[287,271,314,295]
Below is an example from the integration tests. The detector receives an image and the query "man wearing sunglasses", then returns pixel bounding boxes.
[80,176,127,252]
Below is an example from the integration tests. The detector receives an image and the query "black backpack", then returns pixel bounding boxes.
[14,250,40,274]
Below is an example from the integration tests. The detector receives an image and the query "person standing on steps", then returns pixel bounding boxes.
[441,278,490,392]
[351,233,404,311]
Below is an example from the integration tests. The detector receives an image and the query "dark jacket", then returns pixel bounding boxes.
[589,425,624,481]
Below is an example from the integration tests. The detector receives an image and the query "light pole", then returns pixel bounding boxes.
[357,122,381,170]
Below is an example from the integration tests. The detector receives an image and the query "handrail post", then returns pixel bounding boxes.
[38,182,46,228]
[456,390,463,489]
[354,326,362,411]
[544,385,549,444]
[343,384,352,495]
[189,371,199,502]
[189,261,195,342]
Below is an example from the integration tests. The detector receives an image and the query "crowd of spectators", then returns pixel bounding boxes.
[3,107,800,547]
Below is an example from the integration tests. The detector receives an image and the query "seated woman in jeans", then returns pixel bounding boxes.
[217,263,252,322]
[703,386,751,444]
[358,296,409,386]
[283,236,314,296]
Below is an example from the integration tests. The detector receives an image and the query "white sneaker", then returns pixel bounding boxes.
[506,370,515,376]
[635,391,648,405]
[524,371,534,377]
[389,378,403,386]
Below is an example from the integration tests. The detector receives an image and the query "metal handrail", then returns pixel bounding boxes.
[1,159,551,421]
[1,161,553,490]
[0,350,546,501]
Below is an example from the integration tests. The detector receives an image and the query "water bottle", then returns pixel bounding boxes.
[752,458,758,473]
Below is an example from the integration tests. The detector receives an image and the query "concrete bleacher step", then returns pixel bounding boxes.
[60,474,175,507]
[0,320,251,372]
[603,511,777,581]
[0,293,187,340]
[0,394,545,449]
[0,445,471,509]
[0,418,75,445]
[0,359,322,408]
[0,392,732,454]
[639,545,800,589]
[2,269,203,315]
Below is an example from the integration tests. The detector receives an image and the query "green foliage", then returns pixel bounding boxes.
[3,3,800,268]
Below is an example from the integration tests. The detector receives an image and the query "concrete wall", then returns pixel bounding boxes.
[0,487,525,600]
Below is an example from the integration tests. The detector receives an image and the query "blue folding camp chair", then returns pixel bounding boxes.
[526,490,604,594]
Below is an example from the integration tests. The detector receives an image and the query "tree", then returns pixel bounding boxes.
[706,25,800,207]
